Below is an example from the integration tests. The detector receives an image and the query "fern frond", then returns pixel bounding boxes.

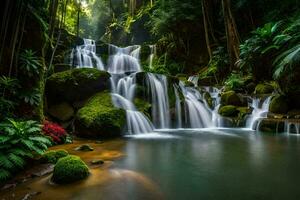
[8,153,25,168]
[0,169,11,181]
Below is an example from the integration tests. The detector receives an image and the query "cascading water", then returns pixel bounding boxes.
[108,46,154,134]
[188,75,199,87]
[179,82,213,128]
[246,97,271,130]
[173,85,182,128]
[148,45,156,69]
[70,39,104,70]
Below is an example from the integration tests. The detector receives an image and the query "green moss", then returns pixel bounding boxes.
[218,105,239,117]
[46,68,111,105]
[134,98,152,118]
[184,80,194,87]
[269,95,289,114]
[75,91,126,138]
[204,92,213,108]
[175,74,187,81]
[41,149,69,164]
[52,155,89,184]
[221,91,242,106]
[254,83,274,94]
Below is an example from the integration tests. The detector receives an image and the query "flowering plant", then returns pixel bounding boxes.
[42,120,67,144]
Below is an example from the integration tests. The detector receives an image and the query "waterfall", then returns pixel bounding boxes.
[70,39,104,70]
[179,82,212,128]
[203,87,223,127]
[246,96,271,130]
[173,85,182,128]
[145,73,170,128]
[148,45,157,69]
[108,46,154,134]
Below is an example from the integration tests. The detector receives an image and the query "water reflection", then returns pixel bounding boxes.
[114,129,300,200]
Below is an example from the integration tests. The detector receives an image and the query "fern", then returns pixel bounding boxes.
[0,119,52,182]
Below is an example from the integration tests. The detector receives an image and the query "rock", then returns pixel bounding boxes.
[257,118,285,133]
[175,74,187,81]
[40,149,69,164]
[90,159,104,165]
[184,80,194,87]
[74,91,126,138]
[254,83,274,94]
[48,102,74,121]
[221,91,245,106]
[75,144,94,151]
[204,92,213,108]
[245,82,256,94]
[269,95,289,114]
[52,155,89,184]
[287,110,300,119]
[197,76,215,86]
[134,98,152,119]
[218,105,239,117]
[46,68,110,105]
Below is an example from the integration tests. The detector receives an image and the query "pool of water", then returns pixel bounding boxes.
[109,129,300,200]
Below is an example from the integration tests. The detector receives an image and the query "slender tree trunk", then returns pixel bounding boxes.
[202,0,212,60]
[222,0,240,71]
[0,1,12,67]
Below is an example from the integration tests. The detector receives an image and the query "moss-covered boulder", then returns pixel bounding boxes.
[46,68,110,105]
[257,119,285,133]
[75,91,126,138]
[53,63,72,73]
[221,91,245,106]
[48,102,74,121]
[218,105,239,117]
[52,155,89,184]
[254,83,274,94]
[269,95,289,114]
[41,149,69,164]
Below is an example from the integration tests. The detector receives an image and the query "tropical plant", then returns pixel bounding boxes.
[42,120,68,144]
[0,76,20,117]
[19,49,42,77]
[18,88,41,106]
[224,73,250,91]
[0,119,52,181]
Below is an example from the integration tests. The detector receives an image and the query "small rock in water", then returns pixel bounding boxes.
[75,144,94,151]
[91,159,104,165]
[95,140,102,144]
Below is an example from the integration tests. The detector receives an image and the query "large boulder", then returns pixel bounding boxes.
[46,68,110,105]
[74,91,126,138]
[48,102,74,121]
[218,105,239,117]
[257,118,285,133]
[52,155,89,184]
[220,91,246,106]
[254,83,274,94]
[269,95,289,114]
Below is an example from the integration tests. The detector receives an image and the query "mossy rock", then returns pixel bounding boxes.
[218,105,239,117]
[46,68,110,105]
[257,119,285,133]
[134,98,152,119]
[221,91,244,106]
[41,149,69,164]
[204,92,213,108]
[198,76,215,86]
[48,102,74,121]
[52,155,89,184]
[184,81,194,87]
[175,74,187,81]
[75,144,94,151]
[54,63,72,73]
[254,83,274,94]
[269,95,289,114]
[75,91,126,138]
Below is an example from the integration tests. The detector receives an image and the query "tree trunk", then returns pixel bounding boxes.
[202,0,212,61]
[222,0,240,71]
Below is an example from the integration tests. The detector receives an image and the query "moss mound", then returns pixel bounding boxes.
[218,105,239,117]
[254,83,274,94]
[75,91,126,138]
[46,68,110,105]
[52,155,89,184]
[221,91,243,106]
[269,95,289,114]
[41,149,69,164]
[134,98,152,118]
[204,92,213,108]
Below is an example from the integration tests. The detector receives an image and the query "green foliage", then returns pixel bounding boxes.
[52,155,89,184]
[0,76,20,117]
[0,119,52,181]
[224,73,252,91]
[40,149,69,164]
[19,49,42,77]
[19,88,41,106]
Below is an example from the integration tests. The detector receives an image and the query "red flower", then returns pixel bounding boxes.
[42,120,67,144]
